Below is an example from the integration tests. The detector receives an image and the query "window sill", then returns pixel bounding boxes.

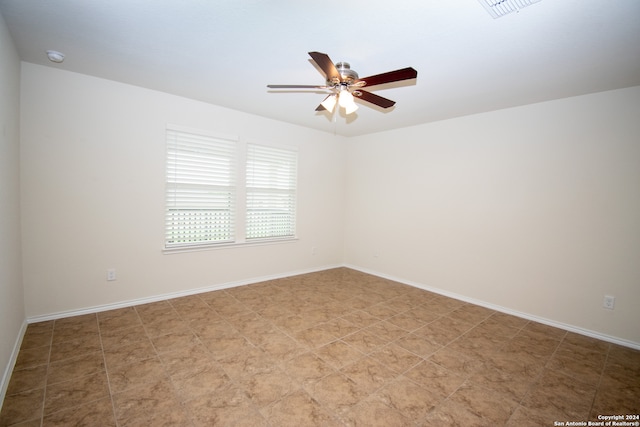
[162,237,299,254]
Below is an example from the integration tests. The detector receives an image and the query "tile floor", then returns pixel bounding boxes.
[1,268,639,426]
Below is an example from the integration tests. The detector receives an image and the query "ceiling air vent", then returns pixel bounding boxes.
[478,0,542,18]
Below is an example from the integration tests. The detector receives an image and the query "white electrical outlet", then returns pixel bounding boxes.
[107,268,117,281]
[603,295,615,310]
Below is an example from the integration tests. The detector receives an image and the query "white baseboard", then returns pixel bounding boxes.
[344,263,640,351]
[27,263,343,324]
[0,319,28,413]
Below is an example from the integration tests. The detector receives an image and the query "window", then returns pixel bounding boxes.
[246,143,298,240]
[165,127,297,250]
[165,128,237,247]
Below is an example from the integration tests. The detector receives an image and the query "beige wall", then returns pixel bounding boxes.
[20,63,347,318]
[345,86,640,345]
[0,11,24,401]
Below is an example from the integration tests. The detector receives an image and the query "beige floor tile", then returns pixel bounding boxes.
[173,304,220,324]
[5,365,48,395]
[342,327,389,354]
[521,368,596,420]
[308,372,369,416]
[283,351,335,387]
[3,268,640,426]
[341,396,410,427]
[107,356,167,393]
[547,341,607,386]
[143,316,189,338]
[429,315,475,336]
[473,317,522,339]
[315,340,364,369]
[361,303,399,321]
[204,334,255,361]
[150,329,201,354]
[217,345,273,380]
[428,345,484,378]
[420,398,486,426]
[449,304,495,325]
[111,378,180,425]
[158,343,211,378]
[44,372,110,415]
[262,389,340,426]
[134,300,174,320]
[53,314,97,328]
[505,330,562,358]
[97,307,142,332]
[121,405,192,427]
[341,310,380,328]
[371,376,442,421]
[49,334,102,363]
[448,381,519,424]
[100,324,149,349]
[413,323,462,346]
[506,404,559,427]
[0,388,44,426]
[237,367,297,408]
[47,351,105,385]
[522,321,567,340]
[14,346,50,370]
[294,325,337,349]
[403,360,465,398]
[395,333,442,358]
[258,330,307,361]
[369,342,422,374]
[368,320,407,342]
[340,356,396,391]
[190,318,236,341]
[20,324,53,350]
[447,334,505,359]
[590,375,640,417]
[102,338,157,369]
[321,317,361,339]
[384,311,428,332]
[42,397,115,426]
[185,382,266,427]
[170,361,232,401]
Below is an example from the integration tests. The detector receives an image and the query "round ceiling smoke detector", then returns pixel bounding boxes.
[46,50,65,63]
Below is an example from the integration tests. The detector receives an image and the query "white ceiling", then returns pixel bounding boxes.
[1,0,639,137]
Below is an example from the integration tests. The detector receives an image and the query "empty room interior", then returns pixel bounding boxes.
[1,1,639,425]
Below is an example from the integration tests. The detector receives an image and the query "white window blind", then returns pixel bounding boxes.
[165,129,237,248]
[246,143,297,240]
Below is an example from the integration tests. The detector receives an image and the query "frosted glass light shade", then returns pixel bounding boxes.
[320,94,337,113]
[338,90,358,114]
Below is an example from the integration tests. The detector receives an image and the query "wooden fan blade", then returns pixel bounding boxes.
[354,90,396,109]
[355,67,417,88]
[308,51,341,82]
[315,104,326,112]
[267,84,328,89]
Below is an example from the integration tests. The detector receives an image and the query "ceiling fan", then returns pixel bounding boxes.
[267,51,417,115]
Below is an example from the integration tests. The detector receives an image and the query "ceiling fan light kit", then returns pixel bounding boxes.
[267,52,417,117]
[478,0,542,18]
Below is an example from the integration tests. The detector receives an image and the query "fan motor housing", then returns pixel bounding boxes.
[330,62,359,85]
